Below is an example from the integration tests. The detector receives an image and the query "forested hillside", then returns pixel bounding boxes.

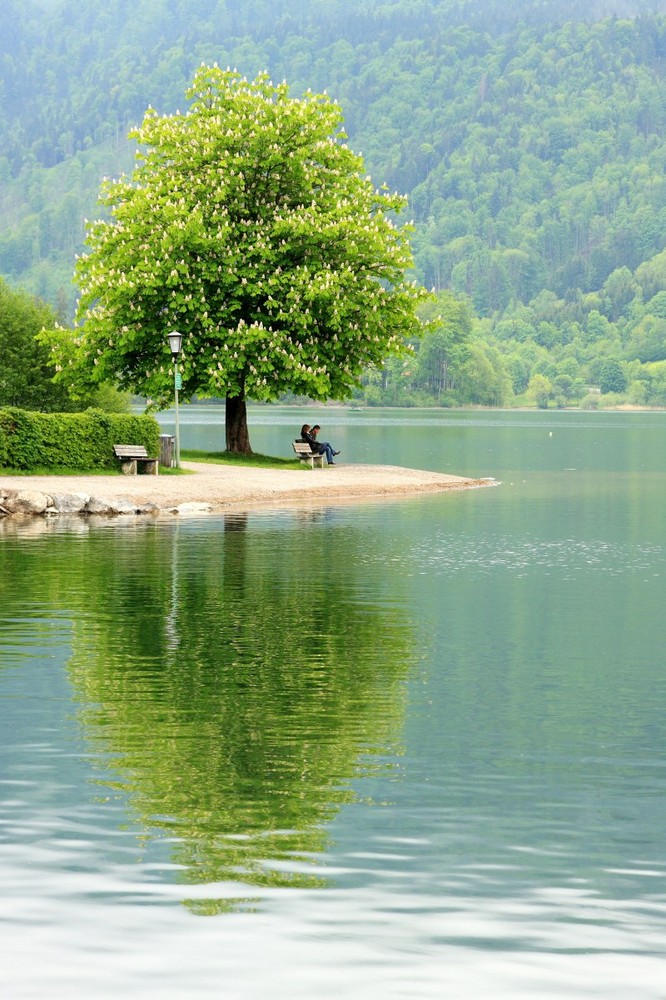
[3,0,666,407]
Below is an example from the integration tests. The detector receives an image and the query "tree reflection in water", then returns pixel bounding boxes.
[59,511,418,912]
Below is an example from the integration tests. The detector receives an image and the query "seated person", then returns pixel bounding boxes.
[300,423,339,464]
[309,424,340,465]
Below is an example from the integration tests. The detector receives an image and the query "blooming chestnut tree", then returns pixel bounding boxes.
[46,66,429,452]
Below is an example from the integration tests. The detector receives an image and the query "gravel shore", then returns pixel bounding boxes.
[0,461,497,516]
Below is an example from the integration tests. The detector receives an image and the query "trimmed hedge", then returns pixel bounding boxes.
[0,407,161,471]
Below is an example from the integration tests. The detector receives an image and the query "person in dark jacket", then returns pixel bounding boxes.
[300,424,339,465]
[310,424,340,465]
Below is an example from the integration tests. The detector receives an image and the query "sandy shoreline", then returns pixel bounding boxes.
[0,461,497,516]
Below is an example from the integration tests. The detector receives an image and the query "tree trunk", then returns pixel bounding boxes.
[225,395,253,454]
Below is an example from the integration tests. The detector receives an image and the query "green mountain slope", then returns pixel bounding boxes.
[2,0,666,406]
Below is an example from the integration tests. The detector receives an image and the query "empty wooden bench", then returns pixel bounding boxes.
[293,440,327,468]
[113,444,159,475]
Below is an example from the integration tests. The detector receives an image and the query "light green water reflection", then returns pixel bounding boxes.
[1,512,420,914]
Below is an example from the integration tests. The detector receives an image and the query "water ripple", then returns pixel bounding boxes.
[382,533,666,579]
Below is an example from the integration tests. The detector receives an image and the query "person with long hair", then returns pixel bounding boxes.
[300,424,340,465]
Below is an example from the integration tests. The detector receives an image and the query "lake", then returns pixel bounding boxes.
[2,407,666,999]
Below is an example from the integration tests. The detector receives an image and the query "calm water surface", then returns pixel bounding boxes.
[1,409,666,998]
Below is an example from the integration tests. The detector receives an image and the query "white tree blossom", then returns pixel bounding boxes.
[44,67,429,451]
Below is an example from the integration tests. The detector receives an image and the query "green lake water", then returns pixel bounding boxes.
[1,408,666,998]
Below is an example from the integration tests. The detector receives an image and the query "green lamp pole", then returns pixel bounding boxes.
[167,330,183,468]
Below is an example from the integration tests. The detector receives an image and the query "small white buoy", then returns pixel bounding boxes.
[549,431,553,437]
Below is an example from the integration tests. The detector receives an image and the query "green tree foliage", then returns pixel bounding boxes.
[0,277,72,411]
[456,342,512,406]
[415,291,473,399]
[599,359,628,394]
[6,2,666,408]
[528,372,554,408]
[3,4,666,310]
[635,361,666,405]
[0,275,131,415]
[626,315,666,362]
[46,67,427,451]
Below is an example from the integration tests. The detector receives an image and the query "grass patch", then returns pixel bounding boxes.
[0,465,120,476]
[182,449,300,469]
[0,464,193,476]
[0,453,295,475]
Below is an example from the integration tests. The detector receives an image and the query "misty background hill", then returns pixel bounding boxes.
[2,0,666,406]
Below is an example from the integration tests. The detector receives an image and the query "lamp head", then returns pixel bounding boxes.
[167,330,183,358]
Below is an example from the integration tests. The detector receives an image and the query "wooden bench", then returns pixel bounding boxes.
[293,440,327,468]
[113,444,159,475]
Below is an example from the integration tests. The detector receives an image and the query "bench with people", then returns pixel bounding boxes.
[293,424,340,467]
[292,440,327,467]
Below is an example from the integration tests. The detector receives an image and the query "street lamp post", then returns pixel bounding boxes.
[167,331,183,469]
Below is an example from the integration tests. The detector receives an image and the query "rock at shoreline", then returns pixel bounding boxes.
[50,492,90,513]
[0,488,162,518]
[2,489,49,515]
[86,496,138,515]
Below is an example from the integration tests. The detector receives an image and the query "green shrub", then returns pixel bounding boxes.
[0,407,160,471]
[580,393,600,410]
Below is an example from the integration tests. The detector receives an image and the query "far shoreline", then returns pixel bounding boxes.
[151,400,666,415]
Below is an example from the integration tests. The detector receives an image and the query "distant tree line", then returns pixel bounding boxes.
[2,0,666,410]
[352,251,666,408]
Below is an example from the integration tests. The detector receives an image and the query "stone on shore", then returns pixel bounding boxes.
[50,492,90,513]
[2,489,49,515]
[86,496,139,515]
[136,502,162,516]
